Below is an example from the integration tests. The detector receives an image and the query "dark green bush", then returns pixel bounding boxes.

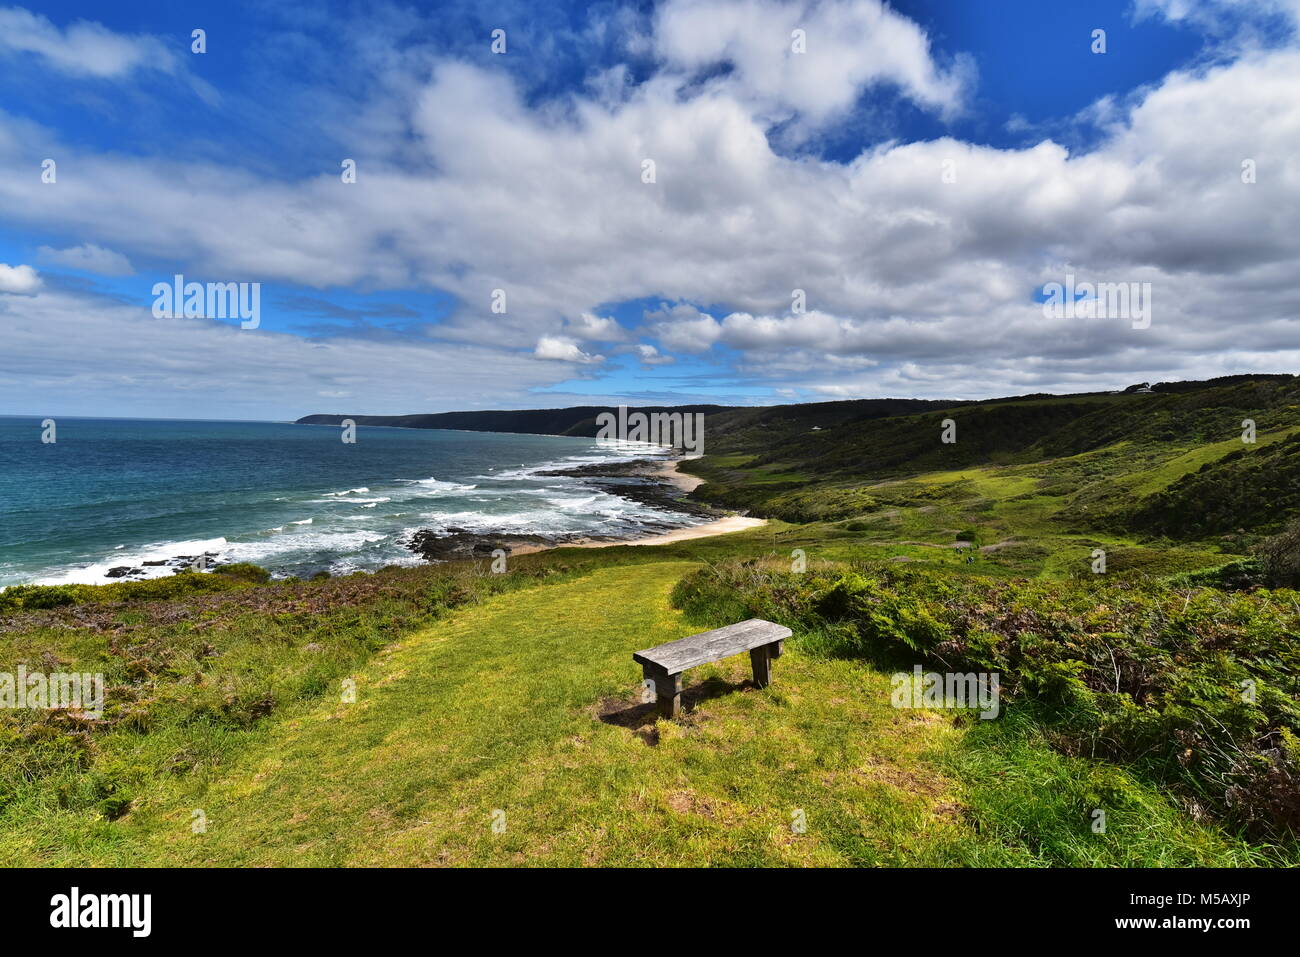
[1256,518,1300,588]
[212,562,272,584]
[1170,559,1266,590]
[0,584,82,612]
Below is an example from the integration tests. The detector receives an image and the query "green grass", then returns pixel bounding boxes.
[1119,426,1300,498]
[937,710,1271,866]
[671,556,1300,855]
[1,557,1279,866]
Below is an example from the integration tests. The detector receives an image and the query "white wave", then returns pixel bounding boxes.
[221,529,389,565]
[545,494,601,510]
[8,437,695,587]
[33,537,230,586]
[407,477,477,492]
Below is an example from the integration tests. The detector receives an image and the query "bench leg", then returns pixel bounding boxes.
[643,666,682,719]
[750,645,774,689]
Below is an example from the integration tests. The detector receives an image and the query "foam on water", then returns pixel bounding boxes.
[33,537,231,585]
[0,420,697,587]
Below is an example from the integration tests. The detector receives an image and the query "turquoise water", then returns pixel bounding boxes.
[0,417,684,586]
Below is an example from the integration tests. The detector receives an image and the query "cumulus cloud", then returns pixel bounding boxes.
[565,311,625,341]
[37,243,134,276]
[645,304,723,353]
[635,343,675,365]
[0,263,41,294]
[654,0,971,128]
[534,335,604,363]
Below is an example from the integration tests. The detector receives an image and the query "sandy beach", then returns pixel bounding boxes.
[581,456,768,547]
[652,457,705,492]
[510,458,765,554]
[570,514,766,549]
[510,514,766,555]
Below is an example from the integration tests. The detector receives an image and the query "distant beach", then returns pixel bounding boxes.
[510,459,764,554]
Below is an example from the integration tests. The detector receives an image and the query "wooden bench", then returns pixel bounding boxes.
[633,618,792,718]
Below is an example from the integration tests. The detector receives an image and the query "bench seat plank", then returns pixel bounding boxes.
[633,618,791,675]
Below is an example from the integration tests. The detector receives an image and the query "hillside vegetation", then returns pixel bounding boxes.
[687,376,1300,542]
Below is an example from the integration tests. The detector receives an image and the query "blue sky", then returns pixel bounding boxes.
[1,0,1298,418]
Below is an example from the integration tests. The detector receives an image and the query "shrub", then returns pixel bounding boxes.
[1256,518,1300,588]
[0,584,83,612]
[212,562,272,584]
[1170,559,1266,591]
[0,570,267,613]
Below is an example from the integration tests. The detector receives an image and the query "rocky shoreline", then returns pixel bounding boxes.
[91,551,228,582]
[534,458,718,517]
[401,458,723,562]
[82,459,719,579]
[403,528,583,561]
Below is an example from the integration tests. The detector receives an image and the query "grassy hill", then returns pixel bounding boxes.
[686,375,1300,541]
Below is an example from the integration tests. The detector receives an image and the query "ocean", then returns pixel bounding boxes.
[0,416,690,587]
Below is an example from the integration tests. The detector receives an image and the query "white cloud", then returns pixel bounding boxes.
[534,335,604,364]
[37,243,134,276]
[0,286,596,417]
[645,304,723,353]
[0,263,41,294]
[1136,0,1300,28]
[635,343,675,365]
[653,0,971,128]
[565,311,624,341]
[0,7,178,78]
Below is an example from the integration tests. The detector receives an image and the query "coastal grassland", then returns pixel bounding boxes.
[0,557,592,860]
[1,553,1279,866]
[39,562,973,866]
[672,558,1300,851]
[681,417,1300,581]
[684,376,1300,542]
